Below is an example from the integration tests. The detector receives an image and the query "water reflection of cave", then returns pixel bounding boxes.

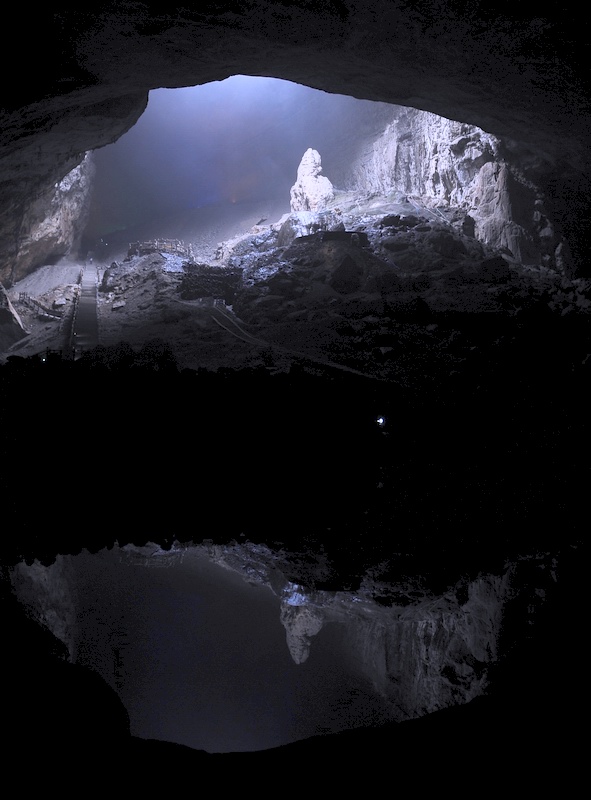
[59,546,398,754]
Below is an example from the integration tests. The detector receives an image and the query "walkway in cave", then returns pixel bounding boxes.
[73,265,99,357]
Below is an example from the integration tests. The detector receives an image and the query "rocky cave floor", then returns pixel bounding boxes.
[4,190,591,380]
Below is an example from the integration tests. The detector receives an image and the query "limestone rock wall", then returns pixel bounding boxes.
[204,542,515,720]
[6,154,96,286]
[275,572,511,719]
[0,87,147,287]
[344,108,565,271]
[348,574,510,717]
[290,148,335,212]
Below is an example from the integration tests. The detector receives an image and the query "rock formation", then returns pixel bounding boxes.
[345,109,565,272]
[10,154,96,285]
[209,544,514,718]
[0,284,27,351]
[10,555,77,660]
[290,148,335,212]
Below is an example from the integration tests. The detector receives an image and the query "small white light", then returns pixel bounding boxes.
[376,416,385,426]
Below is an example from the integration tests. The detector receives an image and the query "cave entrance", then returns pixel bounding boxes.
[81,74,561,275]
[82,75,405,261]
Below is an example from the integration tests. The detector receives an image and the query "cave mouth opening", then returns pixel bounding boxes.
[11,536,565,757]
[82,74,411,257]
[81,74,476,262]
[79,72,570,278]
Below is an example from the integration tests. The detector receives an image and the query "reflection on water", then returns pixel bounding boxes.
[55,545,396,753]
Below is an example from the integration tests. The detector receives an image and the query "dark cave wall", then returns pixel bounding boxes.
[0,90,148,284]
[0,3,589,284]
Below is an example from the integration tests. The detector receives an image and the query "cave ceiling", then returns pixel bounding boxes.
[2,4,589,182]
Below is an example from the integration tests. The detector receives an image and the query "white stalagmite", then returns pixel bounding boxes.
[290,148,335,212]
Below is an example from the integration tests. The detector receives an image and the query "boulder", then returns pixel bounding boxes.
[479,256,512,282]
[329,254,364,294]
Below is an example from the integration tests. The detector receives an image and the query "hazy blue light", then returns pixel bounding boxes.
[84,75,390,243]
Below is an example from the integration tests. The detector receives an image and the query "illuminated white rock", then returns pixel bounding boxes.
[290,148,335,212]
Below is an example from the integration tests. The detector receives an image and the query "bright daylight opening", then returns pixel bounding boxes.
[82,75,396,260]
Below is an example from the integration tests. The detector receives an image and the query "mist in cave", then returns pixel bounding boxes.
[83,75,392,245]
[67,546,396,753]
